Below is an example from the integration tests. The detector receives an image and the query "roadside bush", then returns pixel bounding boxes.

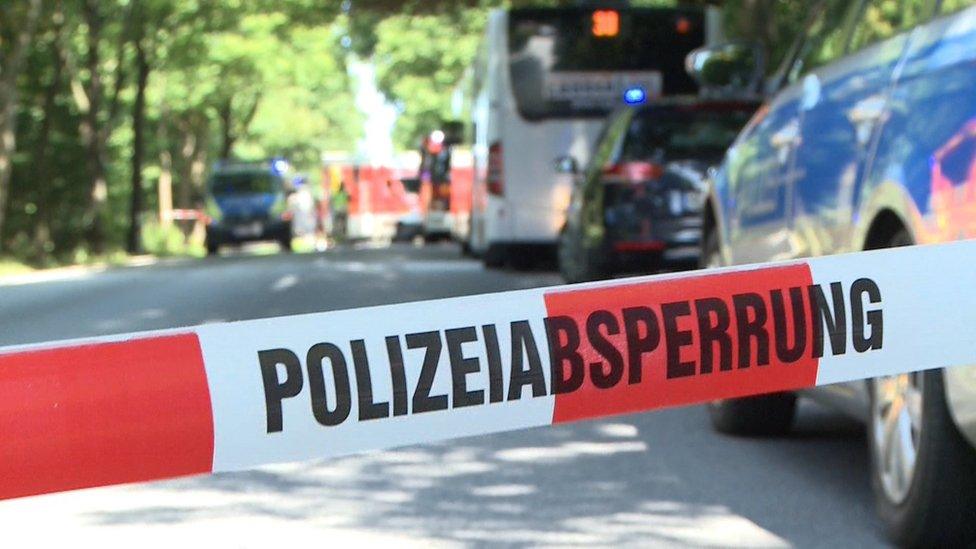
[141,222,188,257]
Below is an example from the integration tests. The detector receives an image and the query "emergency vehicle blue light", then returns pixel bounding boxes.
[271,159,289,174]
[624,87,647,105]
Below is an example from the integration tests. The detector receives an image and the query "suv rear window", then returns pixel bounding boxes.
[618,107,754,163]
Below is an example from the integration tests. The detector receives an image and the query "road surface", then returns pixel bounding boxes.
[0,244,887,547]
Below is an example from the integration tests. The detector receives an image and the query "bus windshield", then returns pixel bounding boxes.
[508,7,705,120]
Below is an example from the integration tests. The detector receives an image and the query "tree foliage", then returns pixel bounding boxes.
[2,0,360,262]
[0,0,935,263]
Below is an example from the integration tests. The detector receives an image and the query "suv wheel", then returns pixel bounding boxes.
[701,230,797,436]
[869,230,976,546]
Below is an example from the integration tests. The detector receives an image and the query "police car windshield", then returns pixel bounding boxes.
[211,172,278,195]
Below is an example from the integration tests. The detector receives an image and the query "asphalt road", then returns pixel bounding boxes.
[0,244,888,547]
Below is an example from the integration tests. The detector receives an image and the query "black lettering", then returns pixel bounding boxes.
[545,316,584,394]
[351,340,389,420]
[482,324,505,403]
[406,331,449,413]
[385,336,408,416]
[305,343,352,427]
[733,293,770,368]
[446,326,485,408]
[586,310,624,389]
[770,287,807,363]
[662,301,695,378]
[623,306,661,384]
[695,298,732,374]
[259,348,304,433]
[508,320,547,400]
[809,282,847,357]
[851,278,883,352]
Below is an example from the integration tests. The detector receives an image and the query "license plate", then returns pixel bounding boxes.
[232,222,262,238]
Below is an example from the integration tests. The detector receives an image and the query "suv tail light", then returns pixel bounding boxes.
[487,142,504,196]
[602,161,663,183]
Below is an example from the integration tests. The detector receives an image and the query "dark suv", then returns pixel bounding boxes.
[558,100,756,282]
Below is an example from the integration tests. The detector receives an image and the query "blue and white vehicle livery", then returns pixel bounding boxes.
[700,1,976,545]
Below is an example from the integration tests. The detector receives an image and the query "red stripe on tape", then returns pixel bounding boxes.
[0,334,214,499]
[545,265,819,423]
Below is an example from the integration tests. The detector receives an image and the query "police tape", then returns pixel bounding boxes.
[2,239,974,501]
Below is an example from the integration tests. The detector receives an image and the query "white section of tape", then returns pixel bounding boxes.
[811,240,976,385]
[200,288,555,472]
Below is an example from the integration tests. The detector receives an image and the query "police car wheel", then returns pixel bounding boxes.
[279,237,293,252]
[206,240,219,256]
[870,369,976,546]
[706,394,797,436]
[868,229,976,546]
[701,230,797,436]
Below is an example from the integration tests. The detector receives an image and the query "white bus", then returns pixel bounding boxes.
[466,6,719,267]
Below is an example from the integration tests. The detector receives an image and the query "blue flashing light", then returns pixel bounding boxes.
[271,159,290,174]
[623,86,647,105]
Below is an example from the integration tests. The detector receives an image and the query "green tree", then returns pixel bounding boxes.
[0,0,44,249]
[371,7,486,148]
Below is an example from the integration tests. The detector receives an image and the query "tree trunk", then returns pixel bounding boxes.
[218,99,234,160]
[178,127,196,208]
[0,100,16,246]
[126,35,150,254]
[217,94,261,161]
[79,0,109,253]
[31,29,66,258]
[0,0,44,250]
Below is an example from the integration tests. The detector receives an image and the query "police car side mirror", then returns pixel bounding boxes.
[686,42,765,96]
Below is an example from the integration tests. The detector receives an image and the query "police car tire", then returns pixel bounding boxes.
[206,240,219,256]
[870,369,976,547]
[701,230,796,436]
[706,393,797,436]
[869,229,976,546]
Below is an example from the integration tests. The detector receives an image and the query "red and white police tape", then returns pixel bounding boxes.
[1,240,973,500]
